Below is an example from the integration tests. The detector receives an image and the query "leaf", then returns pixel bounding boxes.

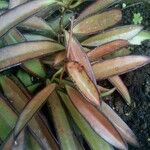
[66,86,127,150]
[100,101,139,146]
[129,30,150,45]
[58,91,113,150]
[109,76,131,105]
[47,91,78,150]
[87,40,129,61]
[66,61,100,107]
[53,51,66,66]
[73,9,122,35]
[17,70,33,87]
[0,78,58,149]
[49,12,74,33]
[82,25,143,46]
[0,97,17,140]
[76,0,120,22]
[103,48,131,59]
[4,29,47,78]
[9,0,28,8]
[14,83,56,137]
[0,0,56,37]
[22,59,46,78]
[19,16,56,37]
[23,33,55,42]
[0,1,8,10]
[65,30,96,84]
[0,41,64,71]
[93,55,150,80]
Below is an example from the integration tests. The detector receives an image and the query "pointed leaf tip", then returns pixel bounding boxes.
[66,86,127,150]
[93,55,150,80]
[73,9,122,35]
[66,61,101,107]
[14,83,56,137]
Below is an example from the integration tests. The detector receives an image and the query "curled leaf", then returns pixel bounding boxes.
[73,9,122,35]
[88,40,129,61]
[14,83,56,137]
[82,25,143,46]
[66,61,100,106]
[66,86,127,150]
[0,41,64,71]
[93,55,150,80]
[65,30,96,84]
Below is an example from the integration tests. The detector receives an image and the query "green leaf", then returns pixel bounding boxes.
[82,25,143,46]
[47,91,79,150]
[0,1,8,10]
[17,70,33,87]
[129,30,150,45]
[66,86,127,150]
[58,91,114,150]
[22,59,46,78]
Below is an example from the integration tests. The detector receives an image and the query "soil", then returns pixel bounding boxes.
[108,1,150,150]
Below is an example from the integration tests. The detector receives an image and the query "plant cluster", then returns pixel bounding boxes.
[0,0,150,150]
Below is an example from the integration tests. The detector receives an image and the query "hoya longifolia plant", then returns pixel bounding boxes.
[0,0,149,149]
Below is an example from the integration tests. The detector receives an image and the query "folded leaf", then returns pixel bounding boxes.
[93,55,150,80]
[82,25,143,46]
[0,41,64,71]
[66,61,100,106]
[73,9,122,35]
[66,86,127,150]
[109,76,131,105]
[100,101,139,146]
[65,31,96,84]
[58,91,113,150]
[88,40,129,61]
[14,83,56,137]
[0,0,56,37]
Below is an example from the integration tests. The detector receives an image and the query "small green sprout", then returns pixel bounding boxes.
[133,13,143,25]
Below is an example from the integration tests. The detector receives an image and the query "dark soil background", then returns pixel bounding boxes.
[108,1,150,150]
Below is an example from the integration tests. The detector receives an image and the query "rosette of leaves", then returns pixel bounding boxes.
[0,0,150,149]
